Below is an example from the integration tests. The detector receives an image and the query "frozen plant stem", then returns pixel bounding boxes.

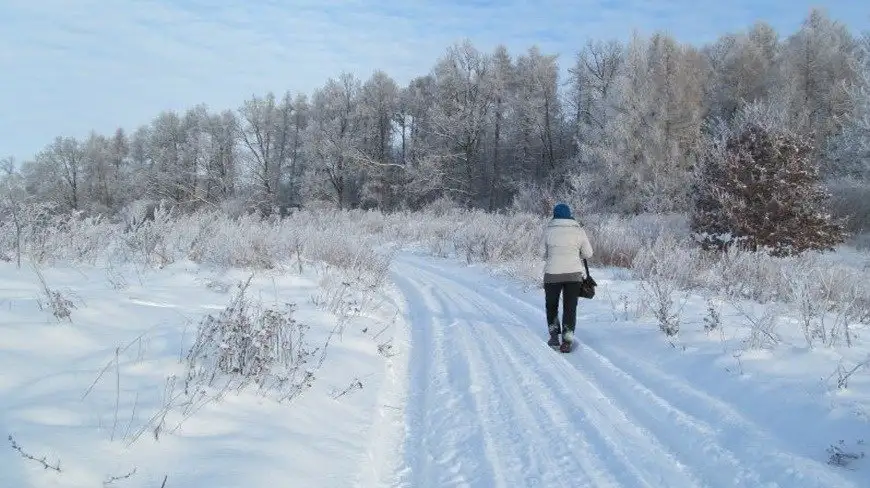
[8,435,61,472]
[103,467,137,485]
[111,346,120,441]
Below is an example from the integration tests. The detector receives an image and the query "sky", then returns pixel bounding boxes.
[1,0,868,163]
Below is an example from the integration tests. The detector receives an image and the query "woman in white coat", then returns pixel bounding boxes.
[542,203,594,352]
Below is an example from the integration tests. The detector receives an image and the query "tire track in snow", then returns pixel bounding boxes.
[423,286,565,487]
[405,254,858,488]
[391,273,504,487]
[431,276,765,486]
[396,256,701,487]
[458,321,627,488]
[416,266,703,487]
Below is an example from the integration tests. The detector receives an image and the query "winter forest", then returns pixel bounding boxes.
[2,8,868,235]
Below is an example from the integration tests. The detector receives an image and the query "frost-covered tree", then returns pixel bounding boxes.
[568,39,624,210]
[357,71,403,209]
[485,44,516,210]
[8,15,868,217]
[573,33,708,214]
[0,157,28,266]
[304,73,364,209]
[514,46,563,182]
[692,103,846,256]
[826,33,870,180]
[780,8,858,147]
[202,110,239,202]
[81,132,115,212]
[238,91,296,211]
[705,22,779,121]
[27,136,85,211]
[430,40,493,205]
[148,111,185,203]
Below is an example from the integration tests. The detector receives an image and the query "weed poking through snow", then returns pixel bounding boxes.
[32,264,76,322]
[703,298,722,333]
[183,276,319,401]
[7,434,62,472]
[826,439,865,468]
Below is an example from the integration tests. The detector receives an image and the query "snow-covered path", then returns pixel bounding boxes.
[390,252,860,488]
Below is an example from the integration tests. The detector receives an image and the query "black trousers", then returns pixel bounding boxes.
[545,281,582,334]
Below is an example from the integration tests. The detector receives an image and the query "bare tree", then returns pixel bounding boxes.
[305,74,363,209]
[430,40,494,205]
[238,91,295,211]
[34,136,85,211]
[1,157,25,267]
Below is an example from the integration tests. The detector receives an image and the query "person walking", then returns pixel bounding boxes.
[542,203,594,352]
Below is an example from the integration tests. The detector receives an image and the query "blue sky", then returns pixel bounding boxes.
[1,0,868,162]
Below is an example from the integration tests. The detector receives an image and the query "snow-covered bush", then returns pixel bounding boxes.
[183,278,316,401]
[692,120,846,256]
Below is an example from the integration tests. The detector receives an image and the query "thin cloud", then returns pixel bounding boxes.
[0,0,867,162]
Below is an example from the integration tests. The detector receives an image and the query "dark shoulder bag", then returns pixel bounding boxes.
[579,259,597,299]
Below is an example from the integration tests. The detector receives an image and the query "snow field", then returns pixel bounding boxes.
[0,259,407,487]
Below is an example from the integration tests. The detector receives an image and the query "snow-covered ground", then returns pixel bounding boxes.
[1,245,868,486]
[0,259,408,487]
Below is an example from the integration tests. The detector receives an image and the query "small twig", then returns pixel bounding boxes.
[370,320,393,340]
[103,466,137,485]
[122,391,140,441]
[331,378,364,399]
[82,328,156,400]
[8,435,62,472]
[832,356,870,390]
[111,347,120,441]
[161,475,168,487]
[82,358,116,400]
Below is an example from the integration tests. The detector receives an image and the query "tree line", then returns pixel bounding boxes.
[2,8,868,218]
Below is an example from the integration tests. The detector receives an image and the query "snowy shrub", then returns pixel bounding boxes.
[788,267,828,347]
[583,215,644,268]
[709,245,792,303]
[120,203,179,268]
[785,258,870,348]
[584,213,689,268]
[32,265,76,322]
[703,298,723,333]
[827,440,866,468]
[733,302,781,350]
[4,201,868,341]
[184,278,317,401]
[633,235,695,336]
[643,276,682,336]
[692,121,846,256]
[632,234,698,287]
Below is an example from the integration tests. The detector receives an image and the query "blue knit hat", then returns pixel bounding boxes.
[553,203,573,219]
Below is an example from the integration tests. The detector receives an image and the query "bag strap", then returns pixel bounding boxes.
[583,258,591,278]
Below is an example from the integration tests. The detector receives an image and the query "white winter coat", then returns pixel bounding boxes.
[542,218,594,280]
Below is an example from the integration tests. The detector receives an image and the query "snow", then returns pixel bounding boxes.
[0,260,408,487]
[1,246,868,486]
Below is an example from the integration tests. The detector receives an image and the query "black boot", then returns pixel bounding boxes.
[547,332,560,348]
[547,323,561,348]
